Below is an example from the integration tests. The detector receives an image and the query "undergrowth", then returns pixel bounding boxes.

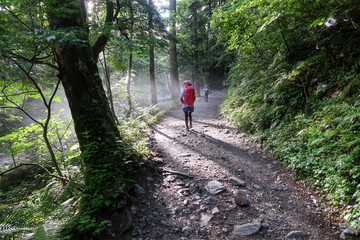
[0,102,174,239]
[218,1,360,229]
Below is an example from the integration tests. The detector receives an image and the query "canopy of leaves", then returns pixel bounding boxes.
[175,0,233,86]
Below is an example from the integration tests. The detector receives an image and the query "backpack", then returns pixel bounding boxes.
[183,86,196,105]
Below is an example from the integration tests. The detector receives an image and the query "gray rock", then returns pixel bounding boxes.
[182,226,194,236]
[211,207,220,215]
[205,180,226,195]
[254,184,262,189]
[261,223,270,228]
[343,227,359,236]
[229,177,245,187]
[340,232,346,239]
[233,222,261,236]
[286,231,310,239]
[248,150,256,155]
[164,175,176,182]
[237,168,244,173]
[201,214,212,224]
[234,190,249,206]
[339,223,358,237]
[339,223,348,231]
[135,184,146,195]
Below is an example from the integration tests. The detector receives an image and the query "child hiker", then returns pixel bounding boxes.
[180,80,196,130]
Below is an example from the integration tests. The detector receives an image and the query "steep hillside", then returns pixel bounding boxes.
[213,0,360,230]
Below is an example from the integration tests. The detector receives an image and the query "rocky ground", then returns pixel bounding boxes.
[122,90,357,240]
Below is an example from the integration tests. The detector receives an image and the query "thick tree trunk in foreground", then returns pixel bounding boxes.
[48,0,135,237]
[169,0,180,99]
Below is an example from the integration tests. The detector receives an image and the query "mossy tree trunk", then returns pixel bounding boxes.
[47,0,135,236]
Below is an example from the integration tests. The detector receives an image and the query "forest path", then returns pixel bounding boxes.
[124,90,340,240]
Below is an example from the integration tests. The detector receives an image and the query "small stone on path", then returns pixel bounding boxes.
[201,214,212,224]
[211,207,220,215]
[286,231,310,239]
[248,150,256,155]
[205,180,226,195]
[182,226,194,237]
[234,190,249,206]
[229,177,245,187]
[236,168,244,174]
[232,222,261,236]
[254,184,262,189]
[135,184,146,195]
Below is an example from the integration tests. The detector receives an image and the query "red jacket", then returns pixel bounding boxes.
[182,86,196,105]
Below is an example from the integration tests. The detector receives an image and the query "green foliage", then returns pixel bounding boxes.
[62,139,139,238]
[60,97,171,238]
[264,102,360,222]
[175,0,231,86]
[215,0,360,229]
[0,0,170,239]
[0,204,36,239]
[0,168,82,239]
[0,116,77,169]
[30,221,63,240]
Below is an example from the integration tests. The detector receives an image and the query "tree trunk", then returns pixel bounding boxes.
[102,50,119,124]
[169,0,180,99]
[149,0,157,104]
[47,0,135,236]
[127,52,133,115]
[193,7,201,97]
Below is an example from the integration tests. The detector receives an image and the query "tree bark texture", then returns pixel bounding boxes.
[149,0,157,104]
[127,52,133,115]
[102,51,119,124]
[169,0,180,99]
[193,9,201,97]
[47,0,135,236]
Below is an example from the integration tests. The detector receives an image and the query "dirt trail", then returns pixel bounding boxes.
[125,90,341,240]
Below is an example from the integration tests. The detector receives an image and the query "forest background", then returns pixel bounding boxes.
[0,0,359,239]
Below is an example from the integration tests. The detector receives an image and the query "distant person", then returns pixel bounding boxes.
[203,85,209,102]
[180,80,196,130]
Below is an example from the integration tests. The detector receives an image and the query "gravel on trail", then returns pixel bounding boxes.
[122,90,344,240]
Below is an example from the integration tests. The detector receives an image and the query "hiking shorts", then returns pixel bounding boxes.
[183,107,194,113]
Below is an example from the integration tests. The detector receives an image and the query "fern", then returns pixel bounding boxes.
[0,223,32,238]
[29,221,62,240]
[0,222,63,240]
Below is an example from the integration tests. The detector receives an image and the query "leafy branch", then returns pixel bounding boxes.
[0,163,70,183]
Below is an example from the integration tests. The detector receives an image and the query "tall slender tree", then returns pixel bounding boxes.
[149,0,157,104]
[169,0,180,99]
[100,50,119,124]
[190,1,201,96]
